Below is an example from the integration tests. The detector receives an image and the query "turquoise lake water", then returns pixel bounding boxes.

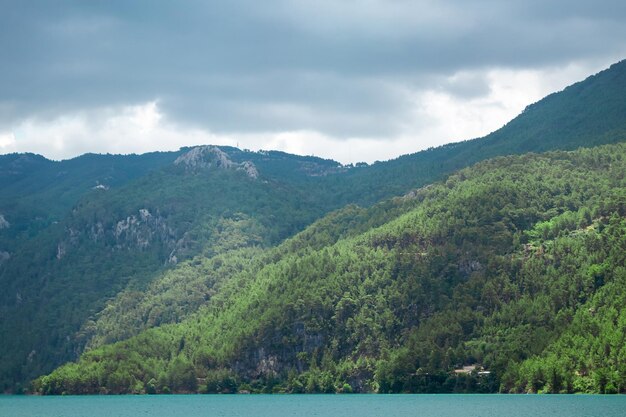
[2,394,625,417]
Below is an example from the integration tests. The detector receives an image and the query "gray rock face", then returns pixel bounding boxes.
[240,161,259,179]
[89,222,105,242]
[0,214,9,229]
[402,184,433,200]
[113,209,173,250]
[0,250,10,265]
[174,146,234,170]
[56,243,66,260]
[174,146,258,179]
[58,208,177,263]
[138,208,151,221]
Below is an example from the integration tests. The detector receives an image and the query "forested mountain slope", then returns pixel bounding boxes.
[80,201,412,352]
[2,60,626,392]
[37,143,626,394]
[0,147,347,391]
[328,59,626,205]
[0,151,182,241]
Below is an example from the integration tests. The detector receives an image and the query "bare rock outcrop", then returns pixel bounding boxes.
[113,208,174,250]
[0,250,10,265]
[174,146,258,179]
[59,208,177,262]
[239,161,259,179]
[0,214,9,229]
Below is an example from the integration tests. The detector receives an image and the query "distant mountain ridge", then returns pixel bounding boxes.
[330,59,626,205]
[1,59,626,392]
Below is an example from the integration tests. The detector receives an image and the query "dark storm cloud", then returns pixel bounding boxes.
[1,0,626,137]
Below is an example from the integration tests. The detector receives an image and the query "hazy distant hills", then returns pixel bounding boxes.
[1,60,626,393]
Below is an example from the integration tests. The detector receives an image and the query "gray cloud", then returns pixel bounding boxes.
[1,0,626,139]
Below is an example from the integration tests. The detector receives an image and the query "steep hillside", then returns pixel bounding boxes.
[0,147,347,391]
[74,59,626,360]
[3,60,626,392]
[81,202,409,352]
[37,143,626,394]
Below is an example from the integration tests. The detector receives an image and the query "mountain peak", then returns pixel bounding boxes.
[174,145,258,179]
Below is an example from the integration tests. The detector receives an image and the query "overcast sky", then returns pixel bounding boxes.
[1,0,625,163]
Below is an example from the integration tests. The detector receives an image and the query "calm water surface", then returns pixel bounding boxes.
[2,394,625,417]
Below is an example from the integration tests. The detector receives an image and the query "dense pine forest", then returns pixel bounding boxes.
[1,61,626,394]
[34,143,626,394]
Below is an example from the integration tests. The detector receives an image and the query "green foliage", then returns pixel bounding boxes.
[0,149,358,391]
[37,143,626,394]
[6,60,626,393]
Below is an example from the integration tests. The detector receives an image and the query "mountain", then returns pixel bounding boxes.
[1,60,626,392]
[325,59,626,206]
[0,146,347,391]
[36,143,626,394]
[0,151,182,237]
